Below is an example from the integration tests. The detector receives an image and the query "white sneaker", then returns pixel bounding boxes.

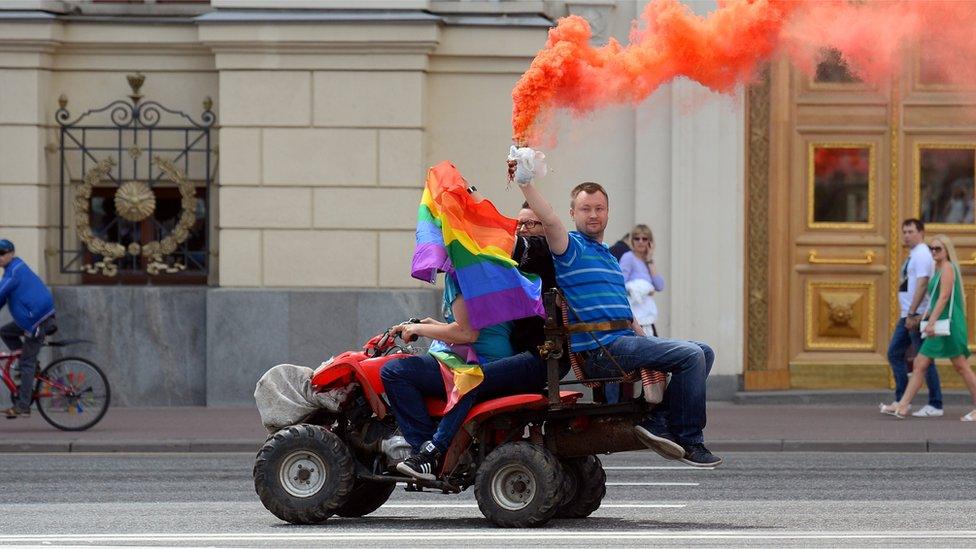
[911,404,944,418]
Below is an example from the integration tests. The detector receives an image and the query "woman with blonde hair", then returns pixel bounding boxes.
[601,224,666,404]
[882,234,976,420]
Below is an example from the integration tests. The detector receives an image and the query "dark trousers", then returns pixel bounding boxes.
[380,351,546,453]
[1,319,52,411]
[581,335,714,446]
[887,317,942,408]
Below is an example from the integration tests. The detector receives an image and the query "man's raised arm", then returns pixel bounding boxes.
[509,147,570,255]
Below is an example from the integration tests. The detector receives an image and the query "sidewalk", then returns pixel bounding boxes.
[0,403,973,453]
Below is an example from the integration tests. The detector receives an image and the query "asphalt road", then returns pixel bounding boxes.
[1,451,974,547]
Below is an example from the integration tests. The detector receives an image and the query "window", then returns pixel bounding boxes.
[918,146,976,226]
[815,49,860,84]
[809,145,873,227]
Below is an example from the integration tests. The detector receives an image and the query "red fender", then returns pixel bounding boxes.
[439,391,583,474]
[311,351,412,420]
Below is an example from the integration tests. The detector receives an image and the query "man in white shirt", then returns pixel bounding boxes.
[886,218,943,417]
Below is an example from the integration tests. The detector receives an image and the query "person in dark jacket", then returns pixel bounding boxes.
[0,239,56,418]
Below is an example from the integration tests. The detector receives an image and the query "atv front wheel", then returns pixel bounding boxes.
[555,455,606,518]
[253,424,355,524]
[474,441,564,528]
[335,478,397,517]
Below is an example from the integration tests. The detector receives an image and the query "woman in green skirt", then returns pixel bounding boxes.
[882,234,976,421]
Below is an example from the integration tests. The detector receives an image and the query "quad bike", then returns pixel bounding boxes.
[253,291,663,527]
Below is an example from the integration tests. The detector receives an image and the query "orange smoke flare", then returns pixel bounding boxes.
[512,0,976,145]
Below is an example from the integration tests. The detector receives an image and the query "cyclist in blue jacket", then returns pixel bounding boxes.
[0,239,56,418]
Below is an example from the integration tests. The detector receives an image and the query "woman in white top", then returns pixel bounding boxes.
[619,224,666,337]
[602,224,666,404]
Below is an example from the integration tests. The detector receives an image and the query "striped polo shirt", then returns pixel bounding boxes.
[552,231,635,351]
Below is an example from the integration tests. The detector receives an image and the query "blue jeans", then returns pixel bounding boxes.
[380,351,546,453]
[581,336,714,446]
[887,317,942,408]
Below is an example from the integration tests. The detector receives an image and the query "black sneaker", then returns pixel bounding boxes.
[396,441,441,481]
[679,443,723,468]
[634,420,684,460]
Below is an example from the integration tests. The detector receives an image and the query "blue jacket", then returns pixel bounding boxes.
[0,257,55,334]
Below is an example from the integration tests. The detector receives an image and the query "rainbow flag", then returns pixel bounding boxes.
[412,161,544,410]
[412,161,544,329]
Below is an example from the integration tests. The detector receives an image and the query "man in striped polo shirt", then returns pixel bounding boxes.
[511,148,721,468]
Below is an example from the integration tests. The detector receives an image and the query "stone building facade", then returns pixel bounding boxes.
[0,0,744,405]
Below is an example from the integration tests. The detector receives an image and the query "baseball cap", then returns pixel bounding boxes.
[0,239,14,254]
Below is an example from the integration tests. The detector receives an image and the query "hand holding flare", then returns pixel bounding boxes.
[507,146,548,187]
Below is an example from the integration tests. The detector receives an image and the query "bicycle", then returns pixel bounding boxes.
[0,340,110,431]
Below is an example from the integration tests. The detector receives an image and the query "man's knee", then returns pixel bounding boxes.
[695,342,715,368]
[675,341,706,370]
[380,360,405,383]
[886,341,904,364]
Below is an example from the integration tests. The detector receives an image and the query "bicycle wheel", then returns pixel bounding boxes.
[35,357,111,431]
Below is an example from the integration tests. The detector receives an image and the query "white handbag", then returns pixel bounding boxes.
[920,268,955,339]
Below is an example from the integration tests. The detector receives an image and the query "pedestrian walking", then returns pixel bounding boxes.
[882,219,943,417]
[882,234,976,421]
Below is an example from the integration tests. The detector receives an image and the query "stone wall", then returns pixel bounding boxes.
[40,286,441,407]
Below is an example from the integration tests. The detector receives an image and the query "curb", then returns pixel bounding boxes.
[0,439,261,454]
[0,439,972,454]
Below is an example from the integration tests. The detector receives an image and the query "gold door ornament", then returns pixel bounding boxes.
[75,156,198,276]
[805,281,877,351]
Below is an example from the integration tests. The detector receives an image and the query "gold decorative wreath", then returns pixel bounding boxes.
[75,156,197,276]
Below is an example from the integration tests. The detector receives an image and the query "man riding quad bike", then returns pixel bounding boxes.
[253,291,685,528]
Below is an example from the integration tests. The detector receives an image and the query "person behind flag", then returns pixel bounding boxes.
[509,146,722,468]
[382,163,552,481]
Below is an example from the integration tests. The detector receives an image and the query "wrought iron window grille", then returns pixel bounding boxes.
[55,73,216,283]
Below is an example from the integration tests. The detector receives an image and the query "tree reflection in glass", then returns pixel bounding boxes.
[919,147,976,225]
[813,146,870,224]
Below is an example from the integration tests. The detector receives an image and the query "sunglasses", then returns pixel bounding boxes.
[518,220,542,229]
[632,236,651,242]
[0,250,10,257]
[929,246,944,253]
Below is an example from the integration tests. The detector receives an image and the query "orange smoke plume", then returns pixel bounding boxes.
[512,0,976,145]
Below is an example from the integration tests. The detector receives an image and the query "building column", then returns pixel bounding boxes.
[0,14,59,277]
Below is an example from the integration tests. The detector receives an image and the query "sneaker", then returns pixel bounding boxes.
[396,441,441,481]
[634,420,685,460]
[2,406,30,419]
[912,405,944,418]
[679,443,723,468]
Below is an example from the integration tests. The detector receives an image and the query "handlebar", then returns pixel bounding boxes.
[365,318,421,357]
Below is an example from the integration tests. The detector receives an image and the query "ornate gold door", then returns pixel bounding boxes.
[746,50,976,390]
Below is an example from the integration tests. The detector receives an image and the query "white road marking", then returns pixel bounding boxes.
[377,503,687,509]
[2,531,976,543]
[604,465,707,470]
[607,482,699,486]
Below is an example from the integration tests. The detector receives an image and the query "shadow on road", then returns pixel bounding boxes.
[269,516,759,531]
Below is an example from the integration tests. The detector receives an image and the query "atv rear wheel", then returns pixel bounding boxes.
[474,441,564,528]
[555,455,606,519]
[334,478,397,517]
[253,424,355,524]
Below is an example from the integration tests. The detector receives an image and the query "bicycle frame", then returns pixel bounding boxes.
[0,349,77,400]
